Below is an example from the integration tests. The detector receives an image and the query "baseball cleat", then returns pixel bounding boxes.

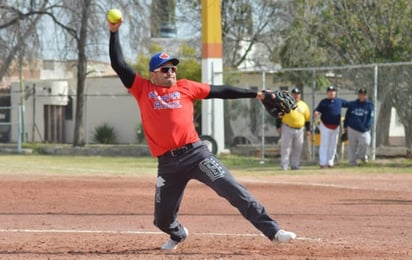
[160,227,189,250]
[274,229,296,243]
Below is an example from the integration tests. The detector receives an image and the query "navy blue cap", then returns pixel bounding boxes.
[149,52,179,72]
[327,85,337,92]
[358,87,367,94]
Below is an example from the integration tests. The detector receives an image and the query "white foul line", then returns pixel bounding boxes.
[0,228,261,237]
[0,228,322,241]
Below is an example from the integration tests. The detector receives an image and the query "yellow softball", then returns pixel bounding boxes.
[107,9,122,24]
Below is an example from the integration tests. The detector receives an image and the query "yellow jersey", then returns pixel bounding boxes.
[281,100,310,129]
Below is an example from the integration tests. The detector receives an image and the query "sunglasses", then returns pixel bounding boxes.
[154,66,177,73]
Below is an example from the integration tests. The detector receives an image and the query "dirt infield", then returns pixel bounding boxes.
[0,172,411,259]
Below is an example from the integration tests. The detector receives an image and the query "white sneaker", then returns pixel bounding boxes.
[160,227,189,250]
[274,229,296,243]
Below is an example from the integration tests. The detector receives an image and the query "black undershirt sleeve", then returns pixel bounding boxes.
[206,85,258,99]
[305,121,311,132]
[276,118,282,129]
[109,31,136,88]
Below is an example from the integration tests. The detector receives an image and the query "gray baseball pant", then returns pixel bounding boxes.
[280,124,304,170]
[154,141,281,242]
[348,127,371,166]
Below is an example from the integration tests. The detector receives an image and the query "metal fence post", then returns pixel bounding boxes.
[311,70,316,162]
[260,71,266,164]
[372,65,378,160]
[17,105,22,154]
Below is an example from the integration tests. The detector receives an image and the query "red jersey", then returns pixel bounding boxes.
[129,75,210,157]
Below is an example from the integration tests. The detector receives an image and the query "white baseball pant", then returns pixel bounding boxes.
[318,122,339,166]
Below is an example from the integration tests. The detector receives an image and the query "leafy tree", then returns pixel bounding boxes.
[317,0,412,147]
[279,0,412,148]
[176,44,201,81]
[135,44,163,78]
[134,43,201,81]
[275,0,330,90]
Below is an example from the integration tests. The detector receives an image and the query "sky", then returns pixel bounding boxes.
[38,3,200,63]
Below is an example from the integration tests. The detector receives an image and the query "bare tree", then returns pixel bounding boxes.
[221,0,285,69]
[0,1,49,81]
[40,0,149,146]
[1,0,150,146]
[151,0,176,38]
[177,0,288,69]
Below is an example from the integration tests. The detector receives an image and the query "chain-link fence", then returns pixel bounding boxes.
[222,62,412,162]
[3,62,411,161]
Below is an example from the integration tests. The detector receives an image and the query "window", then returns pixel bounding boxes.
[65,96,73,120]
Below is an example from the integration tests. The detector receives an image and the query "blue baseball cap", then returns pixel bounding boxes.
[149,52,179,72]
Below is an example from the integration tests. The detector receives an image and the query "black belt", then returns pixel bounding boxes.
[284,124,303,130]
[159,143,195,159]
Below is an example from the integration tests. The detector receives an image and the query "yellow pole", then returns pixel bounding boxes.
[201,0,225,154]
[201,0,222,59]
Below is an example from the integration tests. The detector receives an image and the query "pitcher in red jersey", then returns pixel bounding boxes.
[108,20,296,250]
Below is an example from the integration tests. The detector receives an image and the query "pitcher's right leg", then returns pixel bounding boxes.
[154,160,190,249]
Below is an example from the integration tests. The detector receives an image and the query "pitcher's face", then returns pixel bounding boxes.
[150,62,177,87]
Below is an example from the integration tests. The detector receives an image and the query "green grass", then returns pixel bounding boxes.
[0,154,276,176]
[0,154,411,177]
[219,154,412,175]
[0,155,157,176]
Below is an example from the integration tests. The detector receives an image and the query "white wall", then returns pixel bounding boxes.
[10,80,69,143]
[82,77,141,144]
[10,77,141,144]
[389,107,405,137]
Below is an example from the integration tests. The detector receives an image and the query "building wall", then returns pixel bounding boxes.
[388,107,405,145]
[1,59,115,89]
[10,76,141,144]
[80,77,141,144]
[10,80,69,143]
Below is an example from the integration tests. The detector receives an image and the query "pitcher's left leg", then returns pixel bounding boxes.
[191,147,295,242]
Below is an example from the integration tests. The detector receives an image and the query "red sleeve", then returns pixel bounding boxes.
[183,79,210,100]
